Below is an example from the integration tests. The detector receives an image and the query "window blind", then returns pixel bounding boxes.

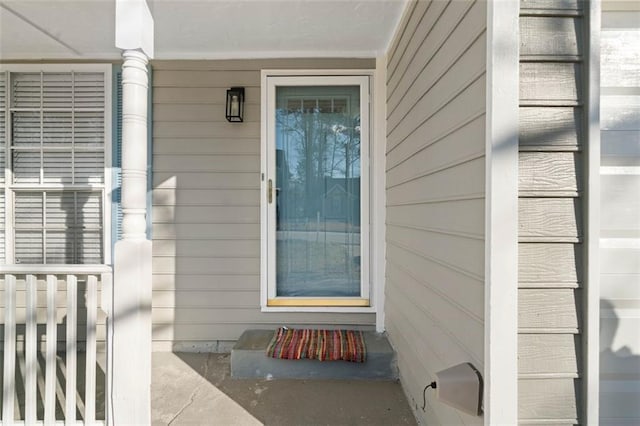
[112,69,123,243]
[0,72,6,263]
[4,70,107,264]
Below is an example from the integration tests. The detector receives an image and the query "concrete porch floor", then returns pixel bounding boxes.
[152,352,417,426]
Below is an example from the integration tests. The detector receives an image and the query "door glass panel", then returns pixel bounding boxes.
[275,86,361,297]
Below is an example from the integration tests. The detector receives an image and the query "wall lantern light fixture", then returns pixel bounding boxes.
[226,87,245,122]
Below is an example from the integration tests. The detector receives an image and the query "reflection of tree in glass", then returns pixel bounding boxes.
[274,90,362,295]
[276,97,360,219]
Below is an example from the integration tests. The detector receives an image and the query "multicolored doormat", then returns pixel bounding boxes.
[265,327,366,363]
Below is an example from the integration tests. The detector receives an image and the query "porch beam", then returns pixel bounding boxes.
[111,1,154,424]
[115,0,154,59]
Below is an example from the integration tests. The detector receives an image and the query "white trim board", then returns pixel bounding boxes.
[585,0,602,423]
[373,56,387,333]
[484,0,519,423]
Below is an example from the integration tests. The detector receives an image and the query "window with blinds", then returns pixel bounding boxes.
[0,68,109,264]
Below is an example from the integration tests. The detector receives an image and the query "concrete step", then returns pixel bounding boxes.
[231,329,398,380]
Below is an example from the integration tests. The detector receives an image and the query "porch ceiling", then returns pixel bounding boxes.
[0,0,406,60]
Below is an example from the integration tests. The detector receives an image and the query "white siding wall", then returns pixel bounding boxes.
[151,59,376,351]
[600,5,640,424]
[385,1,486,424]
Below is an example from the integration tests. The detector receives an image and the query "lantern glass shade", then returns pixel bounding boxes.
[226,87,245,122]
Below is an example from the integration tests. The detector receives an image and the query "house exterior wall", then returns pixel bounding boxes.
[518,0,587,423]
[384,1,486,424]
[600,3,640,423]
[150,58,376,351]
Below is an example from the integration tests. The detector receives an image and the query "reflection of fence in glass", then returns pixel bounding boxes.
[275,86,362,297]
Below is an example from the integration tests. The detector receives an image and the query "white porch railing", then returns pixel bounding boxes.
[0,265,112,425]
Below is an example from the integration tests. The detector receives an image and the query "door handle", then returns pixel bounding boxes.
[268,179,273,204]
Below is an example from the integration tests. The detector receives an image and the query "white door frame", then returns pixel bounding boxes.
[260,70,375,313]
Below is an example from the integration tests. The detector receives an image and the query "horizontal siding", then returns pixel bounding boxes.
[386,115,485,187]
[151,58,376,348]
[153,122,261,138]
[154,155,260,173]
[386,0,438,89]
[519,107,582,150]
[387,0,478,106]
[153,70,260,87]
[388,26,487,136]
[518,289,581,331]
[153,240,260,257]
[518,198,581,241]
[387,75,486,159]
[518,334,581,377]
[153,206,259,224]
[519,152,582,195]
[153,188,259,206]
[386,263,483,360]
[387,157,485,205]
[386,198,484,239]
[518,1,586,424]
[153,274,259,291]
[154,172,259,189]
[520,16,582,58]
[385,1,486,425]
[153,223,260,239]
[519,379,580,421]
[387,225,484,278]
[519,63,581,105]
[519,243,582,286]
[154,104,261,123]
[519,0,582,13]
[152,258,260,275]
[387,244,483,321]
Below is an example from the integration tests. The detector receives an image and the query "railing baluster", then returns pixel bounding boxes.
[85,275,98,425]
[102,271,113,426]
[0,265,111,424]
[66,274,78,425]
[25,274,38,424]
[45,274,58,424]
[3,273,16,425]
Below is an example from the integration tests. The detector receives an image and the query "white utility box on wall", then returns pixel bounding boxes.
[435,363,483,416]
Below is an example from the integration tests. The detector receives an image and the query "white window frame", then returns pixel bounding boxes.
[260,70,376,313]
[0,64,112,266]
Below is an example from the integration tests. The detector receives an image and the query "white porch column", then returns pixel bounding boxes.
[120,50,150,241]
[112,1,154,424]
